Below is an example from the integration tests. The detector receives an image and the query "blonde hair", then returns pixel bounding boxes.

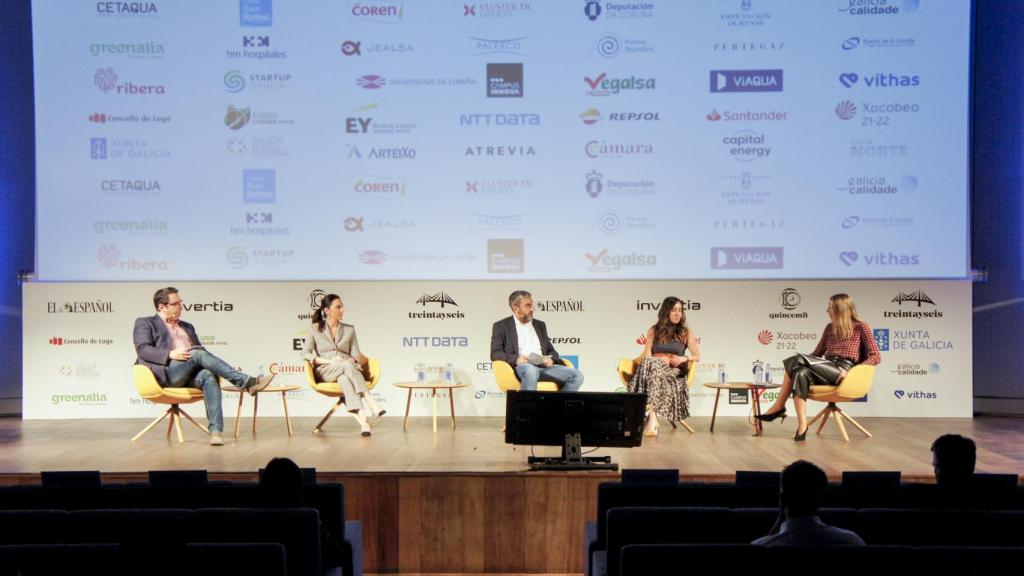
[828,293,862,340]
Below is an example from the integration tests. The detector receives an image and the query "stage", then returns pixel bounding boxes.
[1,415,1022,574]
[2,415,1021,478]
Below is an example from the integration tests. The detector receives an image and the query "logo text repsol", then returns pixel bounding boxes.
[402,336,470,347]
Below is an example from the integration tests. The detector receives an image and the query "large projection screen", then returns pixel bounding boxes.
[32,0,971,281]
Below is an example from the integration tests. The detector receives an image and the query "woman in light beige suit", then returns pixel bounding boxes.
[301,293,385,436]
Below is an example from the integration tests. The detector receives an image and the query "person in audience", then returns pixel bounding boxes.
[301,293,384,437]
[757,293,881,441]
[753,460,865,546]
[490,290,584,391]
[932,433,977,504]
[133,286,274,446]
[258,457,344,576]
[628,296,701,437]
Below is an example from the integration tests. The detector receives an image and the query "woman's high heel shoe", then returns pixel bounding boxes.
[794,425,808,442]
[756,408,787,423]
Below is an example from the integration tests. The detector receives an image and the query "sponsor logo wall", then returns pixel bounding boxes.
[24,280,971,419]
[31,0,972,281]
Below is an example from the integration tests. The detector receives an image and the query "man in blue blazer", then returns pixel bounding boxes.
[133,286,273,445]
[490,290,583,391]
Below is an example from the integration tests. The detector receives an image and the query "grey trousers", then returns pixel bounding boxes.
[317,360,369,412]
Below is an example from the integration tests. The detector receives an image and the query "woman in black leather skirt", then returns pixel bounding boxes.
[756,294,881,441]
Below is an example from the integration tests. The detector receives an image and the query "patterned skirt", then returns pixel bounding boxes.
[628,356,689,421]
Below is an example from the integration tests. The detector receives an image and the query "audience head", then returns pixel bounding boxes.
[779,460,828,518]
[508,290,534,323]
[931,433,976,488]
[312,293,343,332]
[258,457,305,508]
[654,296,688,343]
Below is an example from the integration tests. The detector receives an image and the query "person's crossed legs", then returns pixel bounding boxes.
[165,349,270,443]
[515,363,584,392]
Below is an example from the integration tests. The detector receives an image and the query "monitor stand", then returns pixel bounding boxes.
[527,432,619,471]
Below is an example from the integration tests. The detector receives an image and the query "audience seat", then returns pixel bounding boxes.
[0,542,288,576]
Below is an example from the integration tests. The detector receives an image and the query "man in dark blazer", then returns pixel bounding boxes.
[133,286,273,445]
[490,290,583,391]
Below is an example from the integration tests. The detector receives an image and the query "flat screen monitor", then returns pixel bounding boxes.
[504,390,645,449]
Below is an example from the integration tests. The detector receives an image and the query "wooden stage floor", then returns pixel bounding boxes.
[1,415,1022,480]
[2,415,1022,574]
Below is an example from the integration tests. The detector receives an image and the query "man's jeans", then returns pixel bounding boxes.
[514,363,584,392]
[166,349,251,433]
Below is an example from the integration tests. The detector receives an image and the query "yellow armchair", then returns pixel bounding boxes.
[616,356,698,433]
[130,364,208,443]
[806,364,875,441]
[304,357,381,434]
[492,358,573,392]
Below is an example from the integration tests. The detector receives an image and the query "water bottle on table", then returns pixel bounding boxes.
[415,362,426,385]
[443,362,454,385]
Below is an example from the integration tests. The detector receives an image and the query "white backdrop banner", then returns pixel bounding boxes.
[23,280,971,420]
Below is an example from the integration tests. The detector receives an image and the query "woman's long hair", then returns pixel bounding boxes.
[828,293,863,340]
[653,296,689,344]
[312,293,341,332]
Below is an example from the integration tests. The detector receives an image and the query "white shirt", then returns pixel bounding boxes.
[515,318,542,357]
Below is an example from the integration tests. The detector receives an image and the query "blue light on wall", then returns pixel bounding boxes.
[0,0,36,413]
